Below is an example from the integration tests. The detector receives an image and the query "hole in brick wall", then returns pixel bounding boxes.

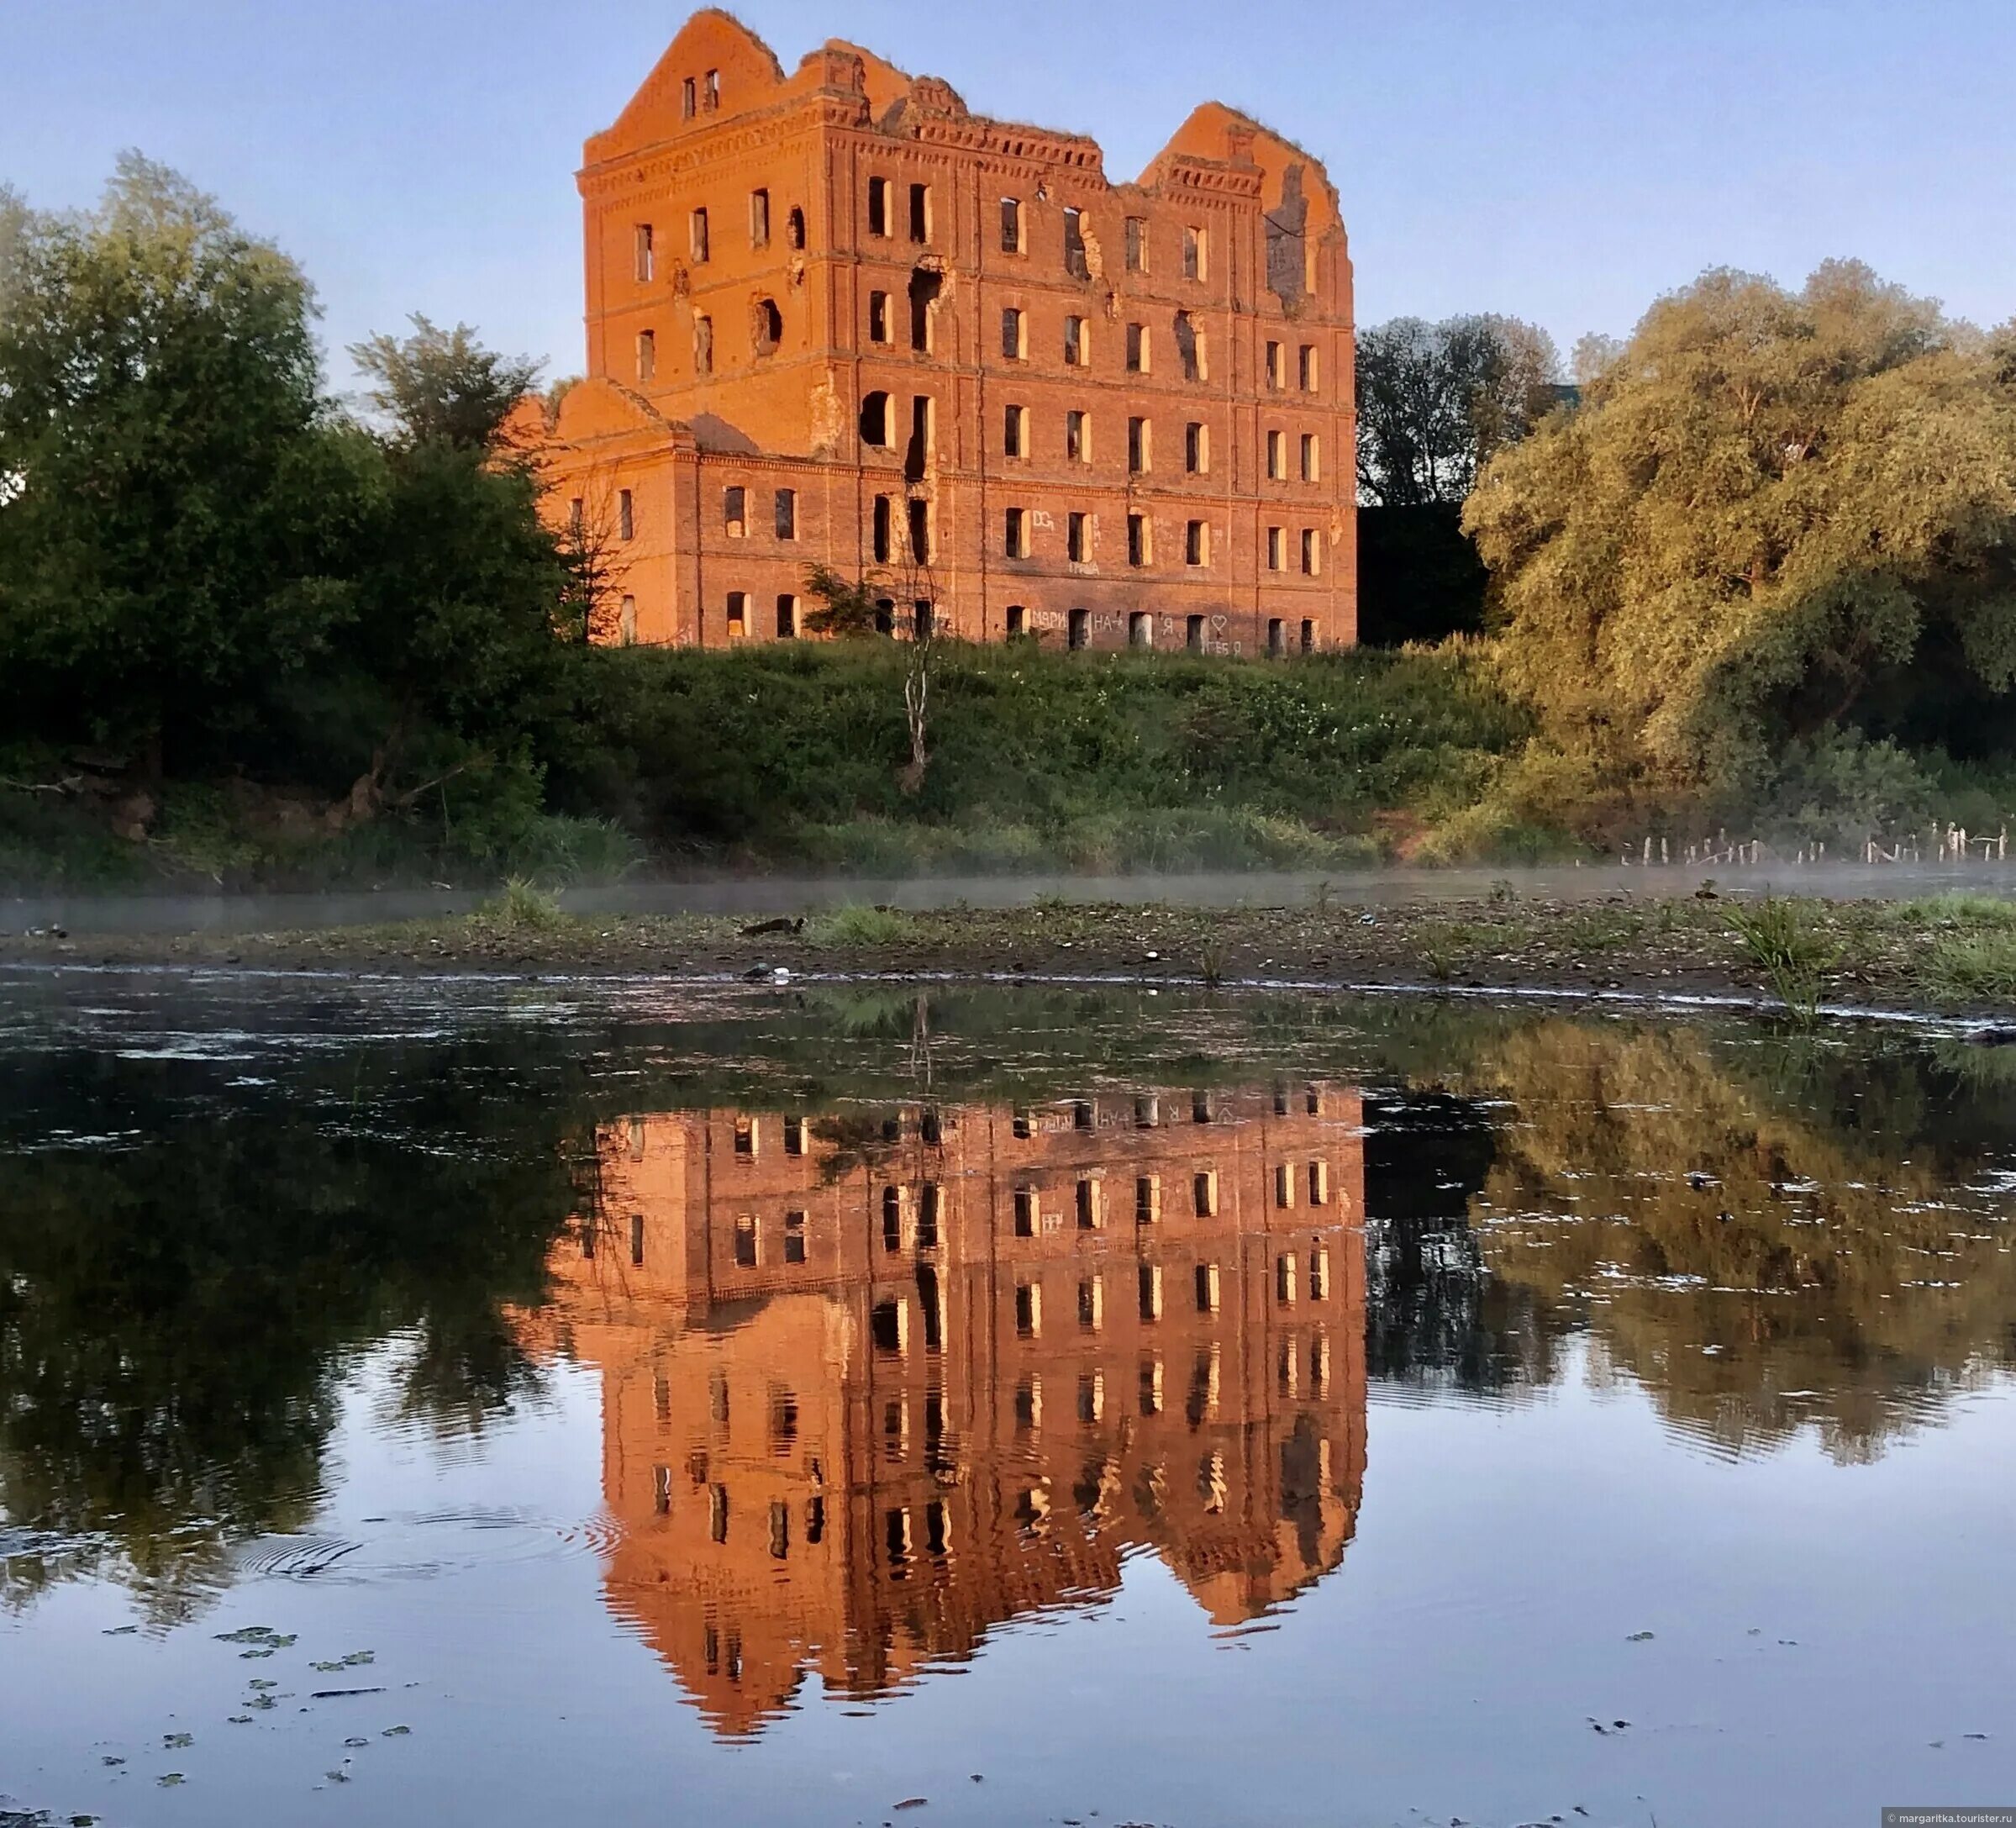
[1129,609,1153,648]
[906,493,930,561]
[872,493,893,561]
[1266,163,1310,308]
[904,395,932,482]
[1068,608,1089,651]
[1186,614,1205,652]
[1063,205,1088,279]
[908,182,930,243]
[1174,309,1200,381]
[908,266,941,352]
[693,314,713,376]
[776,594,798,639]
[774,487,796,539]
[1000,195,1023,253]
[1124,214,1146,272]
[1005,604,1027,639]
[787,205,805,250]
[860,390,892,446]
[752,297,782,356]
[749,187,770,249]
[869,290,891,343]
[724,485,745,535]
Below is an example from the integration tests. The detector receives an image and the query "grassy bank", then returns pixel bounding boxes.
[12,885,2015,1019]
[1,642,1530,890]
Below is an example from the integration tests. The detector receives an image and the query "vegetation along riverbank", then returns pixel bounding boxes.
[8,886,2016,1022]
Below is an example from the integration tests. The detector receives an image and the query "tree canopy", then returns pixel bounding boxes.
[1355,313,1563,508]
[1463,261,2016,823]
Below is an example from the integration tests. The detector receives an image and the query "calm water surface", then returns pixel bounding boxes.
[2,971,2013,1826]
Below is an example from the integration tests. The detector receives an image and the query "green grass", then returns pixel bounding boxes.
[1919,932,2016,1003]
[1724,895,1840,1022]
[808,903,913,946]
[492,877,566,932]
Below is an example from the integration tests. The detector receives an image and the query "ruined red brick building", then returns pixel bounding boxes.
[529,9,1356,655]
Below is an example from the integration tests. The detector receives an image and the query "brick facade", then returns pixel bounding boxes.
[527,9,1357,656]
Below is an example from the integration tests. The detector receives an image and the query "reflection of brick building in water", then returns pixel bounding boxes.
[531,1083,1366,1738]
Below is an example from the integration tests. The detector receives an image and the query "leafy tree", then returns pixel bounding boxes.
[350,313,542,454]
[1464,261,2016,820]
[1355,313,1562,507]
[0,155,364,782]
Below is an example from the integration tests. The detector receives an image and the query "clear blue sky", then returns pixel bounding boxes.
[6,0,2013,389]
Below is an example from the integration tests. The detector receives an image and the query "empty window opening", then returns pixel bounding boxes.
[783,1208,807,1262]
[1000,195,1024,253]
[917,1183,941,1250]
[1309,1246,1329,1300]
[908,266,940,353]
[805,1494,824,1544]
[871,493,893,561]
[1135,1172,1161,1222]
[1139,1263,1163,1322]
[1127,416,1149,474]
[1125,322,1148,373]
[1266,340,1285,389]
[1129,608,1153,648]
[1079,1371,1105,1424]
[1003,402,1027,458]
[1307,1087,1324,1115]
[653,1462,671,1514]
[1267,428,1287,480]
[1015,1282,1041,1338]
[1004,506,1030,559]
[1013,1187,1037,1238]
[769,1499,789,1561]
[784,1115,805,1154]
[1135,1094,1158,1129]
[872,1298,907,1353]
[1184,521,1208,566]
[681,76,697,119]
[1276,1253,1298,1304]
[787,205,805,250]
[1066,513,1089,564]
[1140,1356,1164,1416]
[725,591,748,638]
[693,313,713,375]
[882,1184,904,1253]
[1068,607,1089,650]
[1274,1087,1291,1116]
[1301,527,1320,576]
[690,207,709,263]
[1267,525,1287,571]
[913,599,934,641]
[1063,206,1088,279]
[749,187,770,249]
[634,222,655,283]
[1275,1161,1295,1209]
[1308,1159,1329,1206]
[776,594,799,639]
[1192,1169,1218,1217]
[1185,421,1208,475]
[618,489,634,540]
[867,176,892,238]
[1063,314,1085,366]
[1001,306,1026,359]
[1299,342,1319,391]
[734,1213,757,1267]
[1301,618,1316,653]
[1186,612,1205,651]
[1192,1090,1213,1123]
[703,67,719,110]
[875,598,895,635]
[1182,224,1205,280]
[1073,1100,1094,1130]
[908,182,930,243]
[753,297,782,356]
[1267,617,1285,656]
[1005,604,1028,639]
[1124,215,1147,272]
[905,493,930,561]
[636,328,655,382]
[631,1213,646,1267]
[1066,408,1087,463]
[1076,1177,1102,1230]
[861,391,892,448]
[1014,1374,1040,1434]
[870,290,892,343]
[1173,309,1200,381]
[1077,1275,1103,1331]
[618,595,636,645]
[774,487,797,539]
[709,1483,728,1543]
[1195,1262,1221,1314]
[1126,512,1148,567]
[1301,432,1319,481]
[724,484,746,536]
[567,496,584,535]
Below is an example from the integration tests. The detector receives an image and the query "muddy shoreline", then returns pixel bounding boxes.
[4,891,2013,1024]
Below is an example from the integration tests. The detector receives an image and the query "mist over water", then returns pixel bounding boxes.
[10,859,2016,938]
[2,973,2013,1825]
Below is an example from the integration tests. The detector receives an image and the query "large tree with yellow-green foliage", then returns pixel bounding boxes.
[1463,261,2016,833]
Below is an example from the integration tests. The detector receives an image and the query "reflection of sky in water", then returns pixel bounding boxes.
[3,973,2015,1825]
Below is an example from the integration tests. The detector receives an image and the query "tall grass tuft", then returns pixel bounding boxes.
[494,876,566,932]
[1724,895,1838,1022]
[808,903,913,947]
